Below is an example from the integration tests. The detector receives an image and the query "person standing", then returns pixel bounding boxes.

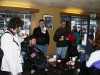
[1,17,23,75]
[33,19,50,55]
[85,28,94,59]
[53,21,69,59]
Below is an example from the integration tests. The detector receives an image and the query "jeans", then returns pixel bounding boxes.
[79,52,86,63]
[56,46,68,59]
[36,44,48,55]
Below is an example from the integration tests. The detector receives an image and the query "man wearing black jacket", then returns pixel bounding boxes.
[53,21,69,59]
[33,19,49,55]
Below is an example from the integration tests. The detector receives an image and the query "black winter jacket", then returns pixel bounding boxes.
[33,27,50,45]
[53,27,68,47]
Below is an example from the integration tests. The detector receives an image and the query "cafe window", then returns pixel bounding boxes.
[0,12,33,37]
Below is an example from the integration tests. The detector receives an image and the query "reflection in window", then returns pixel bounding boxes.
[0,12,32,37]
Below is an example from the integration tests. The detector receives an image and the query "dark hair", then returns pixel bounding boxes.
[39,19,44,23]
[61,20,66,23]
[66,21,71,25]
[29,35,36,40]
[72,26,77,32]
[7,17,23,29]
[66,21,71,32]
[94,27,100,50]
[24,35,36,42]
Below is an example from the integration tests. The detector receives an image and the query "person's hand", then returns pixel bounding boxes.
[59,36,64,41]
[88,39,93,44]
[31,53,36,58]
[66,38,69,40]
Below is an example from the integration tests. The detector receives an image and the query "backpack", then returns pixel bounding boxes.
[0,35,4,69]
[0,48,3,68]
[0,48,3,59]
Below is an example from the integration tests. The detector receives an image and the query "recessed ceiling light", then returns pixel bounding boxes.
[63,7,83,14]
[0,1,32,8]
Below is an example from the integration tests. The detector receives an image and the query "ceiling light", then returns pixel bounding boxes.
[0,1,33,8]
[63,7,83,14]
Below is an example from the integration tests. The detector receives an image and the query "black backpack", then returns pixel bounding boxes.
[0,48,3,59]
[0,48,4,68]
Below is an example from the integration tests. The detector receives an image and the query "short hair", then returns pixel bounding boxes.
[66,21,71,25]
[61,20,66,23]
[66,21,71,32]
[29,35,36,40]
[39,19,44,23]
[7,17,23,29]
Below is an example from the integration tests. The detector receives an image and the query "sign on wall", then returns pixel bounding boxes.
[43,15,53,29]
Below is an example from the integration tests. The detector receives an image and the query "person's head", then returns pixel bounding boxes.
[60,21,66,28]
[39,19,45,28]
[72,26,77,32]
[29,35,37,46]
[31,38,36,46]
[29,36,37,46]
[7,17,23,34]
[66,21,71,32]
[89,28,94,33]
[94,26,100,50]
[93,19,100,50]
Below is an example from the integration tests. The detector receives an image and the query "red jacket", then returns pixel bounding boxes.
[66,33,76,44]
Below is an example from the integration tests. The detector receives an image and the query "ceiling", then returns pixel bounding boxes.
[33,0,100,13]
[0,0,100,14]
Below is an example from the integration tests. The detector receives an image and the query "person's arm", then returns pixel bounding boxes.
[53,29,60,42]
[86,52,97,68]
[32,28,38,37]
[46,30,50,45]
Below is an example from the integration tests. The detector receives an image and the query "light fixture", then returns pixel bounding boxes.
[63,7,83,14]
[0,1,33,8]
